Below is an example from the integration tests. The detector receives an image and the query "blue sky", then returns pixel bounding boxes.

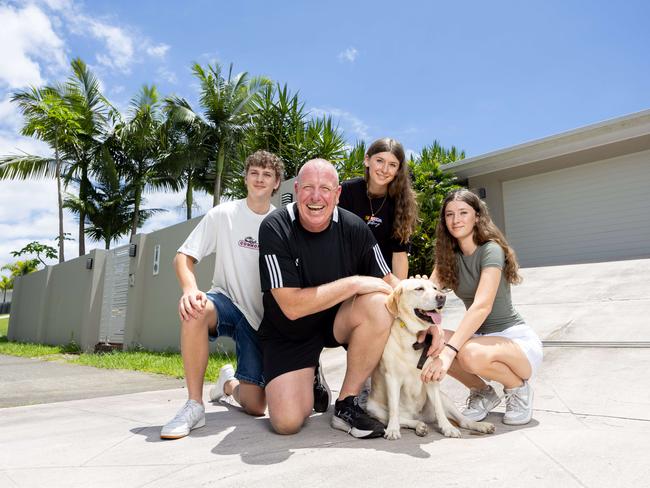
[1,0,649,270]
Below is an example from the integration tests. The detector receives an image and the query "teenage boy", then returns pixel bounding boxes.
[161,150,283,439]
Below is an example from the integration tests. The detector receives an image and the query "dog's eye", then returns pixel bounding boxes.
[414,286,424,291]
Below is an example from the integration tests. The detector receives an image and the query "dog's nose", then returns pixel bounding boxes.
[436,294,446,307]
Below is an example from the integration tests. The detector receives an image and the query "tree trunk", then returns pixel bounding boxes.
[212,148,225,207]
[55,144,65,263]
[78,164,88,256]
[185,177,193,220]
[130,182,142,241]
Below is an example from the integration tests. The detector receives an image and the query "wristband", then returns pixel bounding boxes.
[444,343,459,354]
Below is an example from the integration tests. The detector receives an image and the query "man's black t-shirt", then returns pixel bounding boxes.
[258,202,391,342]
[338,177,408,269]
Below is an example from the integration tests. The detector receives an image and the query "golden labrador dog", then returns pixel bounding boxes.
[367,278,496,439]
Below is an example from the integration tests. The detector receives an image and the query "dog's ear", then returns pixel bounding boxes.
[385,285,402,316]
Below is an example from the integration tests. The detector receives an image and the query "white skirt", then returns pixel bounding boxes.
[474,324,543,378]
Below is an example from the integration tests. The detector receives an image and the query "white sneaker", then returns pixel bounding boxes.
[462,384,501,421]
[209,364,236,402]
[503,381,534,425]
[160,400,205,439]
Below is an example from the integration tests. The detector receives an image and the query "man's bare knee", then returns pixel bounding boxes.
[270,415,305,435]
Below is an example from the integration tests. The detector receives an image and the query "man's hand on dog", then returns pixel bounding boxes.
[355,276,393,295]
[178,289,208,321]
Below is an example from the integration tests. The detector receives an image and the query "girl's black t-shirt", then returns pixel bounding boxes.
[338,177,408,269]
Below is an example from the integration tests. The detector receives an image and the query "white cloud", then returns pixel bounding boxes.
[146,43,170,59]
[156,66,177,84]
[0,178,77,269]
[49,1,167,73]
[311,107,370,141]
[0,96,23,131]
[0,181,214,270]
[338,47,358,63]
[89,21,134,72]
[405,148,418,161]
[40,0,74,11]
[0,4,67,89]
[0,130,52,158]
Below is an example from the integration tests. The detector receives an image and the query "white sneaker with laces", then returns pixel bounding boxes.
[503,380,534,425]
[160,399,205,439]
[209,364,236,402]
[462,384,501,421]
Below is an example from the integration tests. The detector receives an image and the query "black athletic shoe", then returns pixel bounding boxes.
[331,395,385,438]
[313,362,331,413]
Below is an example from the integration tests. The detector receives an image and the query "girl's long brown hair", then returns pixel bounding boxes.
[365,138,418,244]
[435,188,522,290]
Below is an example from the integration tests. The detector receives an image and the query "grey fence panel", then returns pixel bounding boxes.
[42,253,98,348]
[7,267,50,343]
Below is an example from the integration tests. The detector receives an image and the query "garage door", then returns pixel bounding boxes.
[502,150,650,267]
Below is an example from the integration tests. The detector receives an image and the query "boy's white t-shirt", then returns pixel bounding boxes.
[177,198,274,331]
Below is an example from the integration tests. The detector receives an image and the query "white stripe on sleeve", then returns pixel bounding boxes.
[373,244,392,276]
[271,254,284,287]
[264,254,279,288]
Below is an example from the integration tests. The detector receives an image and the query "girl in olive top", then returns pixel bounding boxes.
[338,138,418,279]
[422,189,543,426]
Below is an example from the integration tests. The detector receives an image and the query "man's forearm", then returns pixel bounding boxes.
[271,276,360,320]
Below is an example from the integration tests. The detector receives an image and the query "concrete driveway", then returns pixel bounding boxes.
[1,259,649,487]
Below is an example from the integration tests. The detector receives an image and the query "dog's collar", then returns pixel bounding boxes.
[413,333,433,370]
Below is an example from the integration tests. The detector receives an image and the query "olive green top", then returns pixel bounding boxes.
[455,241,524,334]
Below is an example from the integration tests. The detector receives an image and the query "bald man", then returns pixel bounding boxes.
[258,159,398,438]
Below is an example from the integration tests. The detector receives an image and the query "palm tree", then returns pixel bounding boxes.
[1,260,40,278]
[0,85,81,263]
[163,115,212,219]
[243,84,307,177]
[0,58,112,258]
[166,62,271,206]
[63,58,113,255]
[335,140,366,182]
[226,84,348,199]
[110,85,179,239]
[408,141,465,275]
[64,156,164,249]
[0,276,12,303]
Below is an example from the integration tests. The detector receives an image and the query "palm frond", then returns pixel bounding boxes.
[0,155,58,179]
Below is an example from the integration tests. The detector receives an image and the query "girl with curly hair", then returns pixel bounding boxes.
[422,189,542,425]
[338,137,418,279]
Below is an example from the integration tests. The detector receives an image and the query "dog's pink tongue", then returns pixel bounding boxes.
[426,311,442,325]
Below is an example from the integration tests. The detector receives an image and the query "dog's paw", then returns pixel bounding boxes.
[384,427,402,440]
[440,425,462,438]
[475,421,495,434]
[415,421,428,437]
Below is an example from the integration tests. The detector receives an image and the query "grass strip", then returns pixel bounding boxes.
[0,337,61,357]
[0,316,8,337]
[0,319,235,379]
[69,349,234,379]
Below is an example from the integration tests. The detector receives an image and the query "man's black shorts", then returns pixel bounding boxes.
[258,304,343,384]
